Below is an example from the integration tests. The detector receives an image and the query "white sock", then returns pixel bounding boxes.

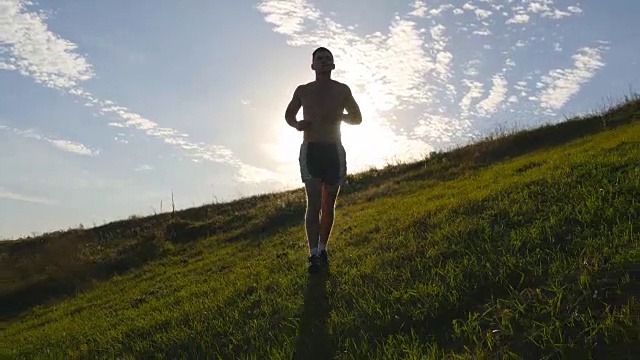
[318,243,326,252]
[310,247,318,256]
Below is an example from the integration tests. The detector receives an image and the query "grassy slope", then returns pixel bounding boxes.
[1,98,639,359]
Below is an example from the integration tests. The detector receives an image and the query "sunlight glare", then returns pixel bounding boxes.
[340,95,397,171]
[268,59,434,179]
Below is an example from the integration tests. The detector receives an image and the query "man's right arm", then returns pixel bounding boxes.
[285,86,302,130]
[341,85,362,125]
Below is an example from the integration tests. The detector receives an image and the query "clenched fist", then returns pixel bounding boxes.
[295,119,313,131]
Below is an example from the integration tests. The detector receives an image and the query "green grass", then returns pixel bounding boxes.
[1,96,639,359]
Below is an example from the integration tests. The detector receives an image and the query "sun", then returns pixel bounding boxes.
[340,101,396,171]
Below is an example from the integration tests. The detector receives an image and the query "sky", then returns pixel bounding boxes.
[1,0,639,239]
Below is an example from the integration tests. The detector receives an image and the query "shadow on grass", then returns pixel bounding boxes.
[293,268,333,360]
[225,201,306,243]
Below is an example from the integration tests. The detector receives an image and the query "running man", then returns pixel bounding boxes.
[284,47,363,274]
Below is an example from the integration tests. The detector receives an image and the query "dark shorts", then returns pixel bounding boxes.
[299,141,347,186]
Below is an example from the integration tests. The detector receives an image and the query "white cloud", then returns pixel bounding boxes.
[236,164,289,184]
[506,14,530,24]
[515,80,529,92]
[134,164,154,172]
[453,8,464,15]
[0,125,99,156]
[527,1,552,14]
[49,139,99,156]
[477,74,508,116]
[0,61,17,70]
[463,2,477,11]
[545,9,571,19]
[521,0,581,20]
[537,46,606,109]
[475,9,493,20]
[554,42,562,52]
[464,68,479,77]
[435,51,454,85]
[0,0,94,89]
[567,6,582,14]
[430,25,454,93]
[459,79,484,117]
[428,4,454,17]
[255,0,321,37]
[412,114,462,143]
[386,19,437,105]
[409,0,427,17]
[0,188,55,205]
[473,28,492,36]
[464,59,482,77]
[430,24,449,51]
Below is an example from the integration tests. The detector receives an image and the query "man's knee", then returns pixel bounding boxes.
[321,183,340,211]
[307,198,321,211]
[324,182,340,195]
[323,182,341,201]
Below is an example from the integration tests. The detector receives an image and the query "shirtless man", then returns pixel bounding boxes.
[284,47,362,274]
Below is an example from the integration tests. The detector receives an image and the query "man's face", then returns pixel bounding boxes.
[312,51,335,72]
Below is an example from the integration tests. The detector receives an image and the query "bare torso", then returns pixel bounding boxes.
[298,80,349,143]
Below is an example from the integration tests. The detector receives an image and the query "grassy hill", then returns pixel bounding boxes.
[1,96,639,359]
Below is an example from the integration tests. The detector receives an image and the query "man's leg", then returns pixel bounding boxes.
[318,142,345,261]
[304,178,322,256]
[319,183,340,253]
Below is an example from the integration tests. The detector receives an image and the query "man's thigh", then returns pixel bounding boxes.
[305,178,322,207]
[320,143,346,187]
[300,142,325,183]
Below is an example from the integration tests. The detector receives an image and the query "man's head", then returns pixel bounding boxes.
[311,47,335,73]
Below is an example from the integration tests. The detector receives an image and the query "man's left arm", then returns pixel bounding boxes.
[341,85,362,125]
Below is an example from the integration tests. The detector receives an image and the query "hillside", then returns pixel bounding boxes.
[1,96,639,359]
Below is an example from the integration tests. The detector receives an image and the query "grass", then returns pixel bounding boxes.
[1,95,639,359]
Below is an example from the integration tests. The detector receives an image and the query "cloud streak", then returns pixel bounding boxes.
[537,46,607,110]
[506,14,531,24]
[0,0,281,184]
[0,124,100,156]
[0,188,55,205]
[477,75,508,116]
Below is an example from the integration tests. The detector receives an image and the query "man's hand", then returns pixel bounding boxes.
[340,113,361,125]
[295,119,313,131]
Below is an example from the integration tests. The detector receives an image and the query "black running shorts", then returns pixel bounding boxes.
[299,141,347,186]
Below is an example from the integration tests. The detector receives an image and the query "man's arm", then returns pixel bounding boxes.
[341,85,362,125]
[285,86,303,129]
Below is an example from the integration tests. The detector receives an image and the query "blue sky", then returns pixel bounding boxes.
[1,0,639,239]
